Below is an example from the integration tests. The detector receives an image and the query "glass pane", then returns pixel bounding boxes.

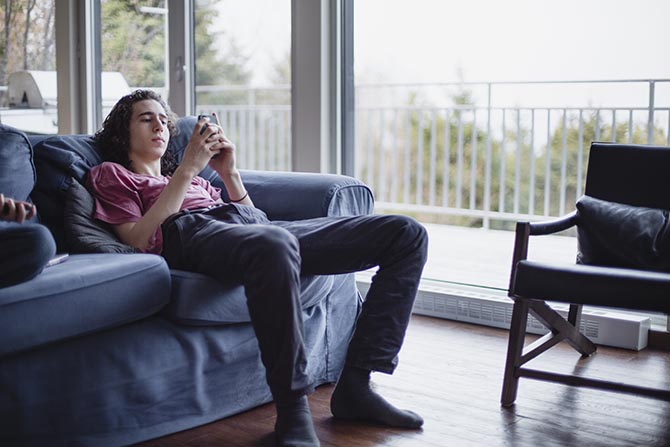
[353,0,670,337]
[354,0,670,287]
[0,0,57,134]
[194,0,292,171]
[100,0,168,121]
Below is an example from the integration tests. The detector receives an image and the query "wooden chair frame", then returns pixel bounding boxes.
[501,212,670,407]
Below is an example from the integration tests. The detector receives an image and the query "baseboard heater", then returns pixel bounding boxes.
[355,277,650,351]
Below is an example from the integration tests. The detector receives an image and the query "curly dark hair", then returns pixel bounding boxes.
[95,89,179,175]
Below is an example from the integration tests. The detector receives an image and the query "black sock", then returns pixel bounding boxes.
[330,366,424,429]
[275,395,320,447]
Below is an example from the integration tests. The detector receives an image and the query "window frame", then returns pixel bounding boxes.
[54,0,352,175]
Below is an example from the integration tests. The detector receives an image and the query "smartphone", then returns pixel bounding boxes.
[46,253,69,268]
[198,113,218,134]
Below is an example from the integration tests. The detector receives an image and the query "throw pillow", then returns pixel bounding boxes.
[63,179,138,254]
[575,195,670,271]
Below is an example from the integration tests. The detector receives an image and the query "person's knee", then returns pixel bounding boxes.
[246,226,300,266]
[388,215,428,253]
[28,224,57,264]
[14,224,57,270]
[0,223,56,287]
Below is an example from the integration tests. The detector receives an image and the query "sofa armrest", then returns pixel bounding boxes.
[201,168,374,221]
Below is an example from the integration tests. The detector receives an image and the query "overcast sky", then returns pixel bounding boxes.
[217,0,669,105]
[355,0,670,83]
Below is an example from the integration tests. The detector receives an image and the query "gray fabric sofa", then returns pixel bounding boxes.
[0,117,374,446]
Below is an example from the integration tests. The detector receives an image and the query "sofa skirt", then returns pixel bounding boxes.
[0,273,360,447]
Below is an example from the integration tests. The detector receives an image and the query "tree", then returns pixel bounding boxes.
[192,3,253,105]
[101,0,168,87]
[99,0,252,94]
[360,87,670,229]
[0,0,55,84]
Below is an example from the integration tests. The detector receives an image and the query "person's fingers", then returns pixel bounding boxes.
[25,203,37,220]
[15,201,27,223]
[3,198,17,222]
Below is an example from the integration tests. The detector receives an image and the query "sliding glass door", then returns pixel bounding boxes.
[0,0,57,134]
[193,0,292,171]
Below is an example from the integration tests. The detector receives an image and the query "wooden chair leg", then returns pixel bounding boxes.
[528,300,596,356]
[501,298,529,407]
[568,303,582,326]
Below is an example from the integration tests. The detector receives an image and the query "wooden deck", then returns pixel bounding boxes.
[420,223,577,291]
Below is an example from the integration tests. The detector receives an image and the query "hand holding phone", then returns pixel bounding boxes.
[198,113,219,134]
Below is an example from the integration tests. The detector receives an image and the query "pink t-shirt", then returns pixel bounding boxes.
[86,161,222,254]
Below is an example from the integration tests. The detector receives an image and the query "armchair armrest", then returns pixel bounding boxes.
[509,211,578,294]
[528,211,578,235]
[200,167,374,221]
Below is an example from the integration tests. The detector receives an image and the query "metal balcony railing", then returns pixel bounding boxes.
[355,79,670,229]
[197,84,292,172]
[200,79,670,229]
[4,80,666,230]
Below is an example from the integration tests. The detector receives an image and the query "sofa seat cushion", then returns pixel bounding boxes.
[0,253,171,356]
[162,270,334,325]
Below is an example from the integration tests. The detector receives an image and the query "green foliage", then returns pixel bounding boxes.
[100,0,252,94]
[100,0,166,87]
[362,89,669,228]
[0,0,55,84]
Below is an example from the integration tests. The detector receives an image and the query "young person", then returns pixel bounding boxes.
[86,89,428,446]
[0,194,56,288]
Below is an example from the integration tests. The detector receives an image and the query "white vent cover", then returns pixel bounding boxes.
[357,279,650,351]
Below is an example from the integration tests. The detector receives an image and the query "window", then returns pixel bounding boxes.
[100,0,168,120]
[0,0,57,134]
[193,0,292,171]
[353,0,670,332]
[353,0,670,284]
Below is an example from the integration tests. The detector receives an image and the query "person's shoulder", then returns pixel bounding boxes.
[89,162,132,179]
[92,161,129,173]
[88,162,136,188]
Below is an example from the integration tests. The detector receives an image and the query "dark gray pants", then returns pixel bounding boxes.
[161,204,428,401]
[0,221,56,288]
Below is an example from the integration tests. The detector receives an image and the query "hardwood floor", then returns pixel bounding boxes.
[136,315,670,447]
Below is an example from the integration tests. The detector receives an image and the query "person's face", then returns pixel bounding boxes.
[128,99,170,164]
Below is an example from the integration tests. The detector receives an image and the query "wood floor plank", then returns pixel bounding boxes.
[136,315,670,446]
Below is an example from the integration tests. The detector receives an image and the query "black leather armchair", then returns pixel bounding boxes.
[501,141,670,407]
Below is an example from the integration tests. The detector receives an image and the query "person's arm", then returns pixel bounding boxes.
[112,167,197,250]
[0,193,36,223]
[114,119,225,250]
[205,113,254,207]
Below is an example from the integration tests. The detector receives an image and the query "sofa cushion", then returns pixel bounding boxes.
[576,195,670,271]
[0,253,170,356]
[31,135,102,250]
[162,270,334,325]
[64,179,138,253]
[30,120,194,250]
[0,124,35,204]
